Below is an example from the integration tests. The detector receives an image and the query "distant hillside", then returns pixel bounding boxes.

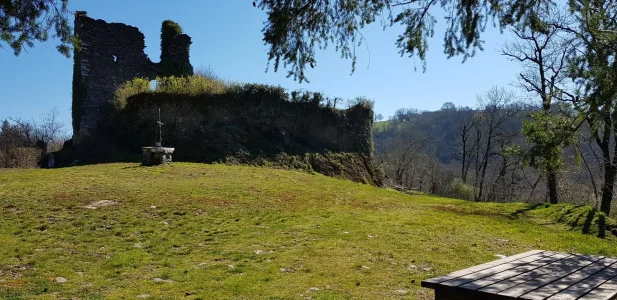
[372,106,604,208]
[374,109,489,164]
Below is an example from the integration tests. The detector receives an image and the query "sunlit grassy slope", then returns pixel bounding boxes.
[1,163,616,299]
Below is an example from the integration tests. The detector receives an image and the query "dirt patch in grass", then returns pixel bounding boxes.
[83,200,117,209]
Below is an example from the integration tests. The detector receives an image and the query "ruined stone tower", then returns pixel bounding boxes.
[72,11,193,144]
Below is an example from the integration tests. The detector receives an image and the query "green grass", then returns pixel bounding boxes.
[373,120,411,133]
[1,163,616,299]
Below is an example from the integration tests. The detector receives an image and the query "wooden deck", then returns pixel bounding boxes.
[421,250,617,300]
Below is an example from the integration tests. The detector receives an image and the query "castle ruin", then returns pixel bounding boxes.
[72,12,193,144]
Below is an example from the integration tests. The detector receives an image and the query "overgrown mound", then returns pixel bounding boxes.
[89,76,383,185]
[527,204,617,238]
[231,152,383,186]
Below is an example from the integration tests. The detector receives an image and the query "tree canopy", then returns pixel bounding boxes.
[257,0,551,82]
[0,0,73,57]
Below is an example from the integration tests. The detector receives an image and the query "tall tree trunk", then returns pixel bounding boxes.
[461,140,467,183]
[476,134,493,202]
[547,170,558,204]
[600,141,617,215]
[600,159,615,216]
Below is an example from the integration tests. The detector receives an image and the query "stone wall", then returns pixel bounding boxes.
[72,12,193,144]
[115,88,374,161]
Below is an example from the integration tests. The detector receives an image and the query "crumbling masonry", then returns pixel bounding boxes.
[72,11,193,144]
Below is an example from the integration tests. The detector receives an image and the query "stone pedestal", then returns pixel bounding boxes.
[142,146,175,166]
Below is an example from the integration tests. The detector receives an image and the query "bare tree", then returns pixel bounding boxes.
[8,107,67,155]
[474,87,521,201]
[37,107,66,153]
[454,110,479,183]
[195,65,221,81]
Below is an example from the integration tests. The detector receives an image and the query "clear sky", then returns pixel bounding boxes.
[0,0,522,134]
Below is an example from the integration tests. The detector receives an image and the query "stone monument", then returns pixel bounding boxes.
[142,109,175,165]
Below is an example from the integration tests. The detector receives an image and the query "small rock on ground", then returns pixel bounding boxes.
[136,294,150,298]
[55,277,67,283]
[152,278,173,283]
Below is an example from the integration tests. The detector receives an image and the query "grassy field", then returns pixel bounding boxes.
[1,163,616,299]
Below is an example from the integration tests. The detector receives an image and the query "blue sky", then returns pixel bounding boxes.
[1,0,521,134]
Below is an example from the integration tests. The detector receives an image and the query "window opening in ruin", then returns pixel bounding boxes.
[150,80,157,91]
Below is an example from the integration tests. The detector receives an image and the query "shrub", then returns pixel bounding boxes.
[111,76,227,112]
[155,76,226,95]
[159,20,192,77]
[0,147,40,168]
[447,178,476,201]
[347,96,374,110]
[160,20,183,55]
[111,78,151,111]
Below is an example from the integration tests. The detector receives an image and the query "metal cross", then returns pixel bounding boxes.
[155,108,164,147]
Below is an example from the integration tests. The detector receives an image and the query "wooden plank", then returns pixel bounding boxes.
[549,263,617,300]
[495,253,603,298]
[580,274,617,300]
[521,257,617,299]
[440,251,558,288]
[548,260,617,300]
[421,250,544,289]
[478,254,577,294]
[457,251,565,291]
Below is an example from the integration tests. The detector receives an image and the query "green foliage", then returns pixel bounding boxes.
[160,20,183,59]
[528,204,617,238]
[521,112,576,171]
[0,0,73,57]
[347,96,374,110]
[110,78,151,111]
[447,178,476,201]
[159,20,192,77]
[257,0,551,82]
[155,76,226,95]
[228,152,383,186]
[563,0,617,215]
[289,90,324,105]
[111,76,227,112]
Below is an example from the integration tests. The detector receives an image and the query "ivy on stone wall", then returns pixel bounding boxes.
[159,20,193,77]
[160,20,182,57]
[71,47,84,133]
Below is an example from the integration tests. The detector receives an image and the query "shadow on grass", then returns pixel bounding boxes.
[522,204,616,239]
[439,202,617,240]
[509,203,547,219]
[582,209,595,235]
